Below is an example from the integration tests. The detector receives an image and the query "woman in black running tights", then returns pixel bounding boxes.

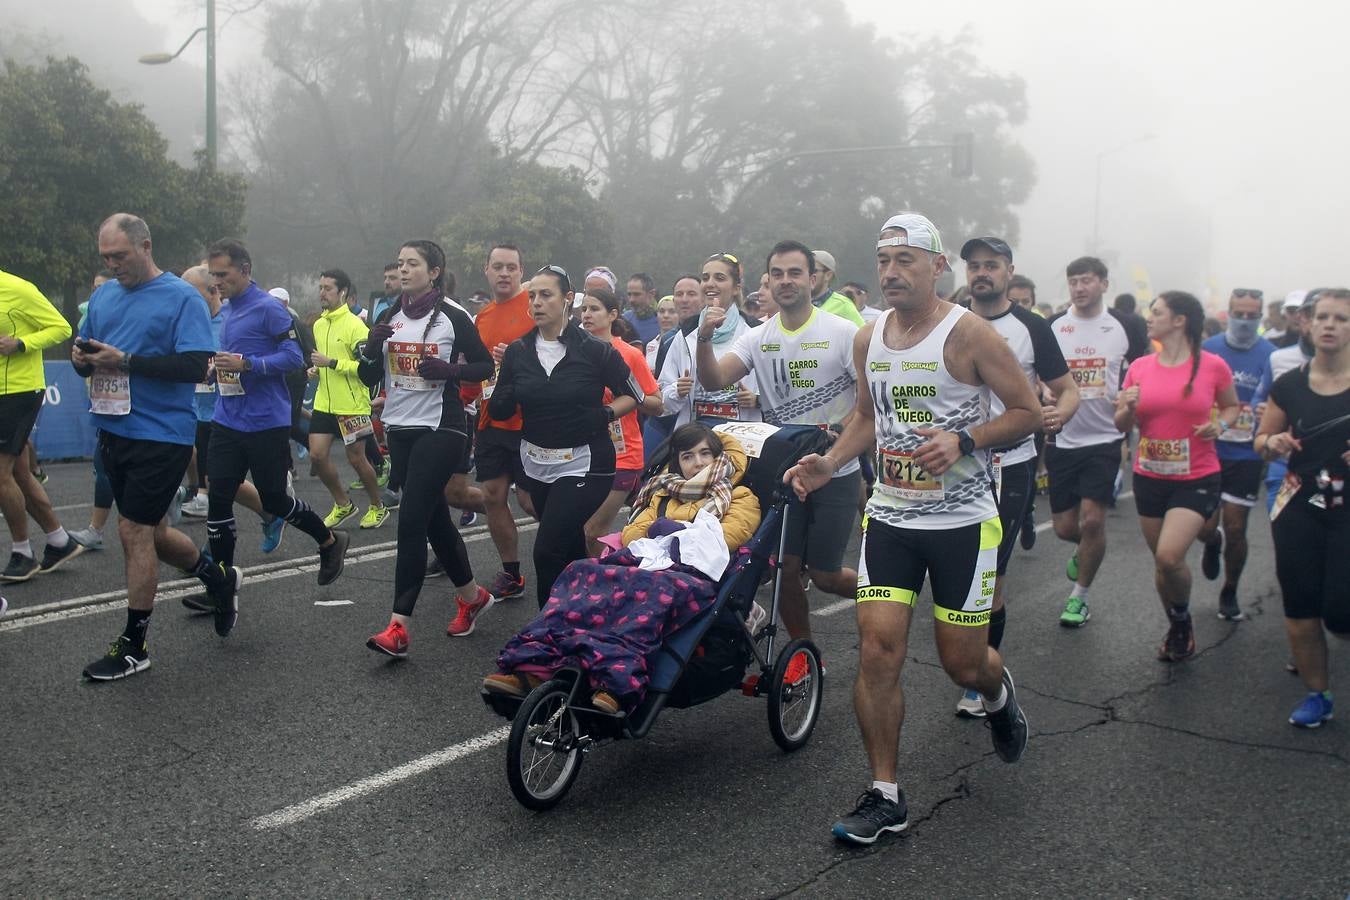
[360,240,494,658]
[487,265,639,607]
[1255,288,1350,729]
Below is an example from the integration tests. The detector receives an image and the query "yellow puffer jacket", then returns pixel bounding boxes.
[621,433,761,550]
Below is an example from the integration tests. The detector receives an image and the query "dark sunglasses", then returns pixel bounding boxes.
[535,264,571,294]
[1232,288,1263,299]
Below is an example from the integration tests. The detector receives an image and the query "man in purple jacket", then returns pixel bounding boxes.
[204,240,349,636]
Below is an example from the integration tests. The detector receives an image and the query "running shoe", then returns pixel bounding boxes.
[323,502,358,529]
[82,636,150,681]
[0,596,7,617]
[783,650,812,685]
[1059,596,1090,627]
[69,527,105,551]
[1288,691,1334,729]
[38,539,85,574]
[1020,512,1036,550]
[745,601,768,636]
[347,476,364,490]
[986,668,1029,763]
[1217,587,1245,622]
[1065,553,1079,582]
[591,690,620,714]
[367,620,410,658]
[208,565,242,637]
[1,552,38,583]
[34,467,48,485]
[1158,616,1196,662]
[1201,533,1222,581]
[831,788,909,845]
[482,672,543,697]
[167,486,187,526]
[459,510,479,528]
[260,516,285,553]
[317,530,350,586]
[379,488,401,510]
[376,471,390,488]
[359,505,389,529]
[955,688,986,718]
[487,570,525,601]
[426,556,445,577]
[181,494,209,517]
[447,586,495,637]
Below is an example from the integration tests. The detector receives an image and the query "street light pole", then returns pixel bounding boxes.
[137,0,217,170]
[1091,133,1155,253]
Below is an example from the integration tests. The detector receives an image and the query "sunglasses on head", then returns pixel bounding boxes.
[1232,288,1263,299]
[706,252,740,266]
[535,264,571,294]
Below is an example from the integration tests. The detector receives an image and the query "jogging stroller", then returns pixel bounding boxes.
[482,421,833,810]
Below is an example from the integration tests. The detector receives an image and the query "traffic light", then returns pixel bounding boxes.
[951,132,974,178]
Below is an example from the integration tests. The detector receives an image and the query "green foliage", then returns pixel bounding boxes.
[0,57,246,311]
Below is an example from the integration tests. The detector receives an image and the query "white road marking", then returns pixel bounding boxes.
[249,726,511,830]
[814,598,855,617]
[314,600,354,607]
[0,521,538,632]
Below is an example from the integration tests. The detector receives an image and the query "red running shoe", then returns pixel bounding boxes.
[367,620,409,658]
[447,586,495,637]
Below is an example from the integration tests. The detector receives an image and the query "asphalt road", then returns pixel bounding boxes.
[2,460,1346,898]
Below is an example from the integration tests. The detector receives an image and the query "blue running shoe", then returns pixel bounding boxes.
[260,516,286,554]
[1288,692,1333,729]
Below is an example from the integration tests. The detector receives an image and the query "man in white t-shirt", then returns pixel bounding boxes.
[696,240,860,650]
[1046,257,1150,627]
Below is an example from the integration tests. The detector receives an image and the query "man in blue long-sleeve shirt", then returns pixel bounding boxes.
[205,240,349,635]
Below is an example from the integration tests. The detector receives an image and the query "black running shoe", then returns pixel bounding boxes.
[1020,514,1036,550]
[208,565,242,637]
[987,668,1029,763]
[1201,534,1221,581]
[1158,616,1196,662]
[38,539,85,574]
[831,788,908,845]
[317,529,350,586]
[82,636,150,681]
[1217,587,1244,621]
[1,552,38,583]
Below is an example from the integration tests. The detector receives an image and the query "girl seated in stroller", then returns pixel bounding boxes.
[482,423,761,713]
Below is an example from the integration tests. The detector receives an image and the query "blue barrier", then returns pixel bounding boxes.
[33,362,99,461]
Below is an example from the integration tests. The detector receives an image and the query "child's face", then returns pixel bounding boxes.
[677,440,716,478]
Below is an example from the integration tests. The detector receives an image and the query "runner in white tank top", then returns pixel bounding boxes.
[784,213,1042,846]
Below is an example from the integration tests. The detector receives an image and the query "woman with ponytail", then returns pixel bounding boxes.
[359,240,495,657]
[1114,291,1240,662]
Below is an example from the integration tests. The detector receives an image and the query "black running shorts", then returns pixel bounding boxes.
[0,390,43,457]
[1218,459,1264,508]
[207,423,291,497]
[1045,439,1123,514]
[1132,472,1222,520]
[99,430,193,526]
[856,516,1002,627]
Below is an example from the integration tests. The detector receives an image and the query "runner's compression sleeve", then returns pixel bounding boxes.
[127,350,212,383]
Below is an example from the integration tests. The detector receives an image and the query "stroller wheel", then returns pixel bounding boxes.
[767,639,823,752]
[507,680,585,810]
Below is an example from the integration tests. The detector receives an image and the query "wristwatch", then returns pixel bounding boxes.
[956,430,976,456]
[604,405,617,422]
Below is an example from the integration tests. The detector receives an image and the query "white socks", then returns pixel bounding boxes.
[982,683,1009,714]
[47,526,70,548]
[12,539,32,558]
[1069,583,1089,602]
[872,781,900,804]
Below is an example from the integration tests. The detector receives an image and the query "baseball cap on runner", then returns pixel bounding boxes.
[813,250,837,273]
[1282,289,1307,310]
[959,236,1013,263]
[268,287,290,304]
[878,213,944,253]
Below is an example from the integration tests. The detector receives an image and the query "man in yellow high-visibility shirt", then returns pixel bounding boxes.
[0,269,85,582]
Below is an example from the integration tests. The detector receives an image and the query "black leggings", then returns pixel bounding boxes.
[387,428,474,616]
[526,473,613,609]
[363,433,384,475]
[206,424,330,569]
[1272,498,1350,634]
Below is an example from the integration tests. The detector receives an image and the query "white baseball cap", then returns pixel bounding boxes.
[1282,290,1307,310]
[877,213,944,254]
[813,250,837,273]
[268,287,290,304]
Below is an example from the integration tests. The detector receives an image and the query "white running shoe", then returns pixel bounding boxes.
[955,688,986,718]
[180,494,209,518]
